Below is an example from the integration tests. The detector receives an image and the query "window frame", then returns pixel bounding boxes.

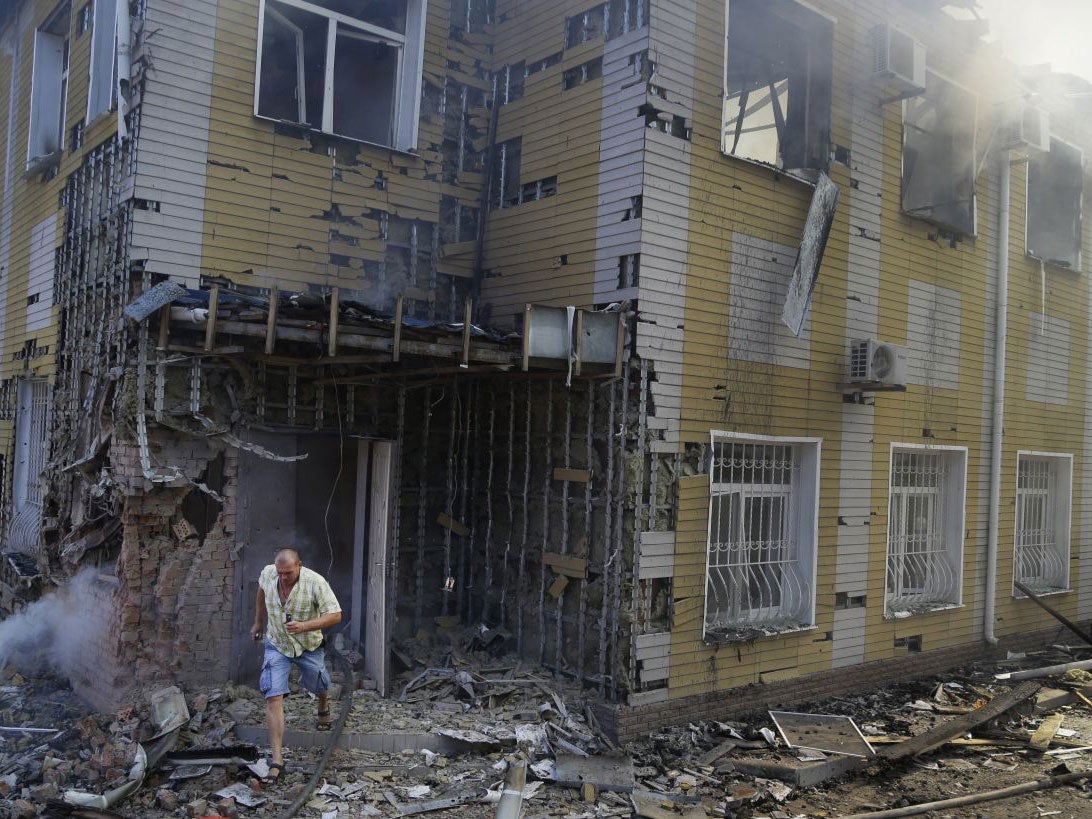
[703,431,821,641]
[1025,135,1084,273]
[253,0,427,153]
[900,68,979,237]
[1013,451,1072,597]
[720,0,835,175]
[86,0,118,124]
[27,2,71,167]
[884,443,967,618]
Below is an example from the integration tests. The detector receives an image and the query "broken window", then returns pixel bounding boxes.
[563,58,602,90]
[617,253,639,289]
[704,436,818,640]
[1027,137,1083,270]
[901,71,977,235]
[27,2,71,165]
[885,446,966,617]
[565,5,606,48]
[255,0,427,151]
[607,0,644,39]
[7,380,50,552]
[492,138,521,209]
[721,0,832,172]
[87,0,117,121]
[449,0,490,34]
[1014,453,1071,596]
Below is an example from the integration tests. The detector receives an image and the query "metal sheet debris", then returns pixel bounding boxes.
[770,710,875,758]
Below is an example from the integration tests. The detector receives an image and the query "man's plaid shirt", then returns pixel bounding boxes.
[259,564,341,657]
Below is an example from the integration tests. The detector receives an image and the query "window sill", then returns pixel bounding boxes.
[885,602,963,620]
[1014,586,1070,599]
[718,151,826,188]
[255,114,419,159]
[702,622,815,644]
[23,150,62,180]
[1025,251,1081,275]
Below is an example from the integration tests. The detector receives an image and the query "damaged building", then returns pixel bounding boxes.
[0,0,1091,740]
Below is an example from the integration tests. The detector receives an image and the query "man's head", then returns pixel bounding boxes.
[274,549,302,585]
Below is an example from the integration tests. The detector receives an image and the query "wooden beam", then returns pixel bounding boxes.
[203,285,220,352]
[554,467,591,483]
[461,298,472,367]
[1014,581,1092,647]
[1029,714,1064,751]
[328,286,340,357]
[392,295,403,363]
[156,305,171,350]
[522,304,532,371]
[614,310,626,378]
[265,285,279,355]
[543,552,587,579]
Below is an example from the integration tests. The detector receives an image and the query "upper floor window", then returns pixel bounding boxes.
[885,445,966,618]
[28,2,71,166]
[1014,452,1072,596]
[721,0,833,172]
[704,434,820,641]
[87,0,118,122]
[255,0,427,152]
[1027,137,1083,271]
[902,71,977,236]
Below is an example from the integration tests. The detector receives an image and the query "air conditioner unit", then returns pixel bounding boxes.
[872,24,926,96]
[999,103,1050,153]
[849,339,908,387]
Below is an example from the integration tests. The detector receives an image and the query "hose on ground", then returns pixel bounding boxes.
[276,635,355,819]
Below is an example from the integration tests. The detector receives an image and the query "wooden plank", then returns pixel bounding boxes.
[547,574,569,599]
[1014,581,1092,647]
[203,285,219,352]
[542,552,587,579]
[461,298,472,367]
[157,306,171,350]
[392,295,403,363]
[553,467,591,483]
[437,514,469,537]
[1030,714,1064,752]
[328,286,340,357]
[264,285,279,355]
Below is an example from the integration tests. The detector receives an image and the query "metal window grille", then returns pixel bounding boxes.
[24,382,49,508]
[705,442,810,634]
[885,450,959,613]
[1016,456,1067,592]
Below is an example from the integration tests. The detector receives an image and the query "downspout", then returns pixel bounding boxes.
[985,151,1011,645]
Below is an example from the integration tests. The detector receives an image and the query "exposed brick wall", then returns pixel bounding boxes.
[67,575,126,713]
[603,627,1079,742]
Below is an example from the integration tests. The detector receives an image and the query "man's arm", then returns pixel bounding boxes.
[250,585,267,641]
[285,609,341,635]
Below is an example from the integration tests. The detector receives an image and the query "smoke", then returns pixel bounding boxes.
[0,569,115,684]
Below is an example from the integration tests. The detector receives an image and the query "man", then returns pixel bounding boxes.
[250,549,342,781]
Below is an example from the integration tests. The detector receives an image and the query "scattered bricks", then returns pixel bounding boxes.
[11,799,35,818]
[216,796,239,817]
[186,797,209,817]
[156,789,180,811]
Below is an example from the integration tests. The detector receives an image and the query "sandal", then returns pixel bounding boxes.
[317,709,332,731]
[263,760,284,783]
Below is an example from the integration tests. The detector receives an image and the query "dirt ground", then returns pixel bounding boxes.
[4,635,1092,818]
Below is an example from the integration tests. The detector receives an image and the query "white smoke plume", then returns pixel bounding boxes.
[0,569,115,684]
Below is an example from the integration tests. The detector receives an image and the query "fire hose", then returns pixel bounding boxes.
[275,633,355,819]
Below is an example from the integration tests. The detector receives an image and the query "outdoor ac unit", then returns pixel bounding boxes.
[999,103,1050,153]
[849,339,908,387]
[872,24,926,96]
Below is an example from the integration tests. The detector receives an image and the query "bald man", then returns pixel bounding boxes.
[250,549,342,780]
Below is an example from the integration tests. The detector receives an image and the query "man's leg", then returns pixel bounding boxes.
[259,643,291,776]
[266,694,286,765]
[297,647,333,728]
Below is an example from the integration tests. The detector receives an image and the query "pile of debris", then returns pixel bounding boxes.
[4,636,1092,818]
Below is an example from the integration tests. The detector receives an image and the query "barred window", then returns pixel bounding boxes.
[885,446,966,617]
[704,436,819,641]
[1015,453,1072,595]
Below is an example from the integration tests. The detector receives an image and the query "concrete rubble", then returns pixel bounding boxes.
[3,634,1092,817]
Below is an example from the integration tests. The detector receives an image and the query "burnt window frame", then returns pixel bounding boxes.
[27,1,72,167]
[900,69,978,237]
[720,0,834,175]
[1026,135,1083,272]
[253,0,428,153]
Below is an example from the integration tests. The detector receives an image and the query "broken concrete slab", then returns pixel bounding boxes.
[554,752,635,793]
[770,710,874,758]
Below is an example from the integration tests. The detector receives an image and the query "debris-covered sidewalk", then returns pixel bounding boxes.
[4,635,1092,818]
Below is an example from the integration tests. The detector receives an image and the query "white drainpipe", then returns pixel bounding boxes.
[985,152,1011,645]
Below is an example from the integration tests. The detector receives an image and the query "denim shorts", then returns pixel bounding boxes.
[259,640,331,699]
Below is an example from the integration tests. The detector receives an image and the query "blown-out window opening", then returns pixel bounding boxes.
[254,0,426,152]
[704,435,819,641]
[1027,137,1083,271]
[1014,452,1072,595]
[721,0,833,172]
[27,1,71,166]
[885,446,966,617]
